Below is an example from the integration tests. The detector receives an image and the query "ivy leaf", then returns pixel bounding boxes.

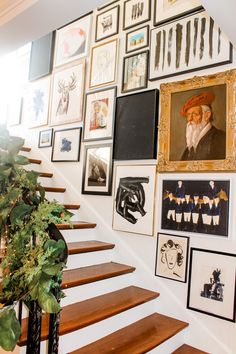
[44,239,65,258]
[14,155,29,166]
[38,291,60,313]
[43,262,64,276]
[10,203,32,224]
[0,306,21,351]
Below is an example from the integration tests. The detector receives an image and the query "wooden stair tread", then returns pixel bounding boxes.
[70,313,189,354]
[68,241,115,254]
[63,204,80,210]
[38,186,66,193]
[172,344,209,354]
[62,262,135,289]
[29,158,41,164]
[20,147,31,152]
[56,221,97,230]
[39,172,53,178]
[18,286,159,346]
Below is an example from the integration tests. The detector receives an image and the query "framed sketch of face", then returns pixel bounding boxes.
[95,5,120,42]
[123,0,151,30]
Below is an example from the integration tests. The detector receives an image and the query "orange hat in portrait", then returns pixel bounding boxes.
[180,92,215,117]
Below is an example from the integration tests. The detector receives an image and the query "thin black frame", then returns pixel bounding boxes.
[97,0,119,11]
[155,232,189,283]
[51,127,82,162]
[126,25,149,54]
[187,247,236,322]
[83,86,117,142]
[122,50,149,93]
[123,0,151,30]
[82,143,113,195]
[38,128,53,148]
[95,5,120,42]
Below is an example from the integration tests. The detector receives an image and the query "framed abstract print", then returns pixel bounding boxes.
[38,128,53,148]
[187,248,236,322]
[54,13,92,67]
[155,233,189,282]
[89,39,118,89]
[51,127,82,162]
[122,50,149,93]
[112,164,156,236]
[123,0,151,30]
[95,5,120,42]
[157,70,236,172]
[49,59,85,126]
[82,143,113,195]
[149,11,232,81]
[83,87,117,141]
[126,25,149,54]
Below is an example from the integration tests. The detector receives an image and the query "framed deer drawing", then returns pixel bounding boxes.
[49,59,85,126]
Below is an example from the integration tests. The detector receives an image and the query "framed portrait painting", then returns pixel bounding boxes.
[38,128,53,148]
[82,143,113,195]
[95,5,120,42]
[187,248,236,322]
[155,233,189,282]
[51,127,82,162]
[123,0,151,30]
[83,87,117,141]
[126,25,149,54]
[157,69,236,172]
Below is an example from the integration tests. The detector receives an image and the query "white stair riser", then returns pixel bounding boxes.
[62,228,97,242]
[66,249,115,269]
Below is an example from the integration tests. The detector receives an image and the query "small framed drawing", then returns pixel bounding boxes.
[38,128,53,148]
[187,248,236,322]
[126,25,149,54]
[155,233,189,282]
[122,50,149,93]
[154,0,203,26]
[54,13,92,67]
[123,0,151,30]
[89,39,118,89]
[51,127,82,162]
[98,0,119,11]
[82,143,113,195]
[83,87,117,141]
[7,97,22,126]
[95,5,120,42]
[49,59,85,126]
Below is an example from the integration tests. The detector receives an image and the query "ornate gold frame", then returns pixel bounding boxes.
[157,69,236,172]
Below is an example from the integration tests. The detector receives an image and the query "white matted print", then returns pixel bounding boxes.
[49,59,85,126]
[126,25,149,54]
[38,128,53,148]
[113,164,156,236]
[123,0,151,30]
[51,127,82,162]
[95,5,119,42]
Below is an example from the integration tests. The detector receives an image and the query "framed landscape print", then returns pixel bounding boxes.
[154,0,203,26]
[54,13,92,67]
[126,25,149,54]
[155,233,189,282]
[122,50,149,93]
[49,59,85,126]
[113,164,156,236]
[157,70,236,172]
[123,0,151,30]
[83,87,117,141]
[38,128,53,148]
[89,39,118,89]
[149,11,232,81]
[187,248,236,322]
[95,5,120,42]
[51,127,82,162]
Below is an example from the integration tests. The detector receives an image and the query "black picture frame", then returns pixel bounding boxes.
[123,0,151,30]
[114,89,159,160]
[97,0,119,11]
[38,128,53,148]
[95,5,120,42]
[51,127,82,162]
[187,248,236,322]
[126,25,149,54]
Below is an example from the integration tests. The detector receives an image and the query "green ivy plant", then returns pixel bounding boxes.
[0,126,72,351]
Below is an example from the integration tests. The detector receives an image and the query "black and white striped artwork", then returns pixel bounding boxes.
[149,11,232,80]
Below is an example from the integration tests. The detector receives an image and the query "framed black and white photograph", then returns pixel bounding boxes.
[51,127,82,162]
[95,5,120,42]
[38,128,53,148]
[149,11,232,81]
[83,87,117,141]
[82,143,113,195]
[126,25,149,54]
[155,233,189,282]
[187,248,236,322]
[123,0,151,30]
[112,164,156,236]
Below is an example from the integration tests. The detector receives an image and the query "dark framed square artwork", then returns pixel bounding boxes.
[51,127,82,162]
[123,0,151,30]
[114,89,159,160]
[95,5,120,42]
[38,128,53,148]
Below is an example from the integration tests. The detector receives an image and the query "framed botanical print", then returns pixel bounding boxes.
[157,69,236,172]
[83,87,117,141]
[89,39,118,89]
[126,25,149,54]
[187,248,236,322]
[38,128,53,148]
[95,5,120,42]
[49,59,85,126]
[82,143,113,195]
[51,127,82,162]
[54,13,92,67]
[123,0,151,30]
[122,50,149,93]
[149,11,232,81]
[155,233,189,282]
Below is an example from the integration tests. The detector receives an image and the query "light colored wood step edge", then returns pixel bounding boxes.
[28,158,41,164]
[63,204,80,210]
[56,221,97,230]
[67,241,115,255]
[172,344,209,354]
[18,286,159,346]
[62,262,136,289]
[70,313,189,354]
[20,147,31,152]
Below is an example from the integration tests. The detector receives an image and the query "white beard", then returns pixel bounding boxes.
[186,120,207,150]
